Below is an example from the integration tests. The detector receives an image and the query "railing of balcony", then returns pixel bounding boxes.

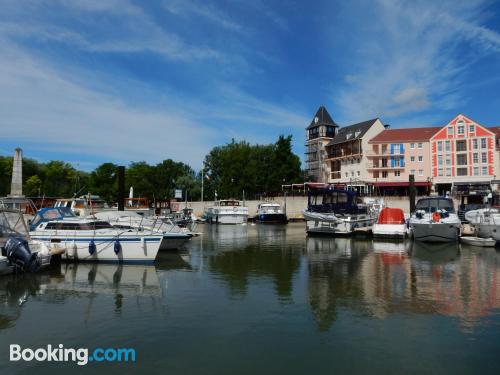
[330,171,341,180]
[367,149,405,157]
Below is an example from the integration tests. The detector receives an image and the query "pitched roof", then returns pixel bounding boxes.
[307,106,338,129]
[327,119,379,146]
[488,126,500,139]
[369,127,441,144]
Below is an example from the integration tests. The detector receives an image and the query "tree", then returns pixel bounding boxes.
[88,163,118,203]
[24,175,42,196]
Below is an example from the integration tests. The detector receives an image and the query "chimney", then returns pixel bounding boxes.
[8,148,24,197]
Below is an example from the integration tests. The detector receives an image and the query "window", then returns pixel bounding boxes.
[445,141,451,152]
[382,171,388,178]
[395,170,400,177]
[418,169,423,176]
[410,156,415,162]
[410,143,415,149]
[482,152,487,163]
[418,142,423,149]
[345,172,348,177]
[481,138,487,148]
[410,169,416,175]
[456,140,467,152]
[382,158,388,167]
[469,125,475,133]
[437,141,443,152]
[446,168,451,176]
[438,155,443,166]
[473,153,479,163]
[357,171,360,177]
[482,166,488,175]
[457,168,468,176]
[418,156,423,162]
[457,154,467,166]
[351,171,354,177]
[458,125,464,135]
[446,158,451,166]
[473,139,478,150]
[438,169,444,176]
[448,126,453,135]
[473,167,479,176]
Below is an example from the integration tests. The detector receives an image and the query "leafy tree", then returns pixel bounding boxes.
[24,175,42,196]
[88,163,118,203]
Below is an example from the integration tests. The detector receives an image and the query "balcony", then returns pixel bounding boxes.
[367,163,405,170]
[366,150,405,157]
[330,171,341,180]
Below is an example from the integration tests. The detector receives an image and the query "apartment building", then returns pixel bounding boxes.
[324,118,385,194]
[367,127,440,195]
[431,114,496,195]
[304,106,338,183]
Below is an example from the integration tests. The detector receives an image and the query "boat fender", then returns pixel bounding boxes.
[114,240,122,254]
[432,211,441,222]
[88,240,96,255]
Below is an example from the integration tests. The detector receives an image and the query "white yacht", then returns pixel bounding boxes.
[303,187,378,235]
[409,197,461,242]
[93,211,193,250]
[205,199,248,224]
[372,207,407,238]
[254,202,287,224]
[464,208,500,242]
[29,207,162,263]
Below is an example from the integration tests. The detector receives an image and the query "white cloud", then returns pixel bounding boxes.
[335,0,500,123]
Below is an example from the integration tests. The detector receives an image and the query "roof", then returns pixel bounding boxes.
[327,118,379,146]
[307,106,338,129]
[369,127,441,143]
[489,126,500,139]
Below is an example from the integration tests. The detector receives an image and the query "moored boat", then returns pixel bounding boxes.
[254,203,287,224]
[409,197,461,242]
[464,208,500,242]
[205,199,248,224]
[372,207,407,238]
[460,236,496,247]
[303,187,377,235]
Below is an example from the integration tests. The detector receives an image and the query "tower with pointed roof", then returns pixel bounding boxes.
[305,106,338,182]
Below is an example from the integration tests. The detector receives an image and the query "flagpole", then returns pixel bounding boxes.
[201,167,204,204]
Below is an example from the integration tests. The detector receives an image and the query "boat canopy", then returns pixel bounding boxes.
[415,197,455,213]
[29,207,76,230]
[377,208,405,224]
[307,188,365,214]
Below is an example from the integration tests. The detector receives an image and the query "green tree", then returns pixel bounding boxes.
[24,175,42,196]
[88,163,118,203]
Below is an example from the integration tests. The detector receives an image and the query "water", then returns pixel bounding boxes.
[1,223,500,374]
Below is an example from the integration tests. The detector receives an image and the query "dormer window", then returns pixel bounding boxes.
[355,131,361,137]
[346,133,352,140]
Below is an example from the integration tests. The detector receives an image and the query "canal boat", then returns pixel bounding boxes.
[29,207,162,263]
[93,211,193,250]
[372,207,407,238]
[205,199,249,224]
[303,187,377,235]
[408,197,461,242]
[254,202,287,224]
[464,208,500,242]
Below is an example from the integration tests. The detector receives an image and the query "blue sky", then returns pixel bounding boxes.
[1,0,499,171]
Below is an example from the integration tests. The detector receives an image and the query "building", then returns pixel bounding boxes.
[325,118,385,194]
[367,127,440,195]
[430,114,496,195]
[304,106,338,182]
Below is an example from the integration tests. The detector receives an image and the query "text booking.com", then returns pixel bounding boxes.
[10,344,136,366]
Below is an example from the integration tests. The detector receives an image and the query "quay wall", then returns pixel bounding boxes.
[181,196,461,219]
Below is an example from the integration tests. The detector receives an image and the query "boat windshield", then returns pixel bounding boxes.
[30,207,76,229]
[415,198,455,213]
[219,200,239,207]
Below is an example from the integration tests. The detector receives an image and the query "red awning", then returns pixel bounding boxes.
[374,181,432,187]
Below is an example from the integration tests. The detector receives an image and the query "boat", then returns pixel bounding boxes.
[303,187,378,235]
[93,211,193,250]
[254,202,287,224]
[0,209,53,275]
[464,208,500,242]
[205,199,248,224]
[408,197,461,242]
[29,207,162,263]
[460,236,496,247]
[372,207,407,238]
[54,195,113,216]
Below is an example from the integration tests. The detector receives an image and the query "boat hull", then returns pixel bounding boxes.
[475,224,500,242]
[159,233,192,250]
[254,213,288,224]
[30,235,161,263]
[206,213,248,224]
[372,224,407,238]
[304,211,375,236]
[410,223,460,242]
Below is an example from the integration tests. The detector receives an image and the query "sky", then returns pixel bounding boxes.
[1,0,500,171]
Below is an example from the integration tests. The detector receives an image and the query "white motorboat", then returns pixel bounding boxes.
[29,207,162,263]
[409,197,461,242]
[372,207,407,238]
[205,199,248,224]
[303,187,377,235]
[464,208,500,242]
[460,236,496,247]
[254,202,287,224]
[93,211,193,250]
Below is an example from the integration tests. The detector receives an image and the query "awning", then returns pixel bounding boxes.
[374,181,432,187]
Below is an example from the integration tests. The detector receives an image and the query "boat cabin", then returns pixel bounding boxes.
[29,207,114,231]
[257,203,282,214]
[415,198,455,214]
[307,188,366,214]
[215,200,241,207]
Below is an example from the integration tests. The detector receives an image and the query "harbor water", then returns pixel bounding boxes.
[1,223,500,374]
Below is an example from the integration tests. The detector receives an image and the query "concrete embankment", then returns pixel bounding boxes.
[179,196,461,220]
